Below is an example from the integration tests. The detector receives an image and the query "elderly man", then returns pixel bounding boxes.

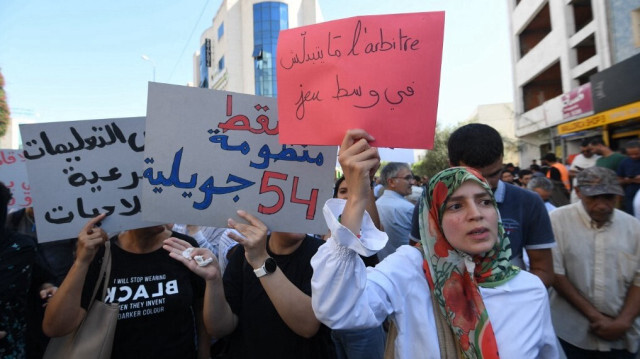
[528,176,557,212]
[550,166,640,358]
[375,162,415,260]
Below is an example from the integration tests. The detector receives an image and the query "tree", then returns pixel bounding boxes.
[0,69,9,138]
[412,125,452,179]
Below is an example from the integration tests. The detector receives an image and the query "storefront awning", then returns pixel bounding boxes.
[557,100,640,135]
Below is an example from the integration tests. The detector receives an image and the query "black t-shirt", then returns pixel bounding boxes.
[223,235,335,359]
[80,232,205,359]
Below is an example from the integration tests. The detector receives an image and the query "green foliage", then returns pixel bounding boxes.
[412,125,452,179]
[0,70,9,138]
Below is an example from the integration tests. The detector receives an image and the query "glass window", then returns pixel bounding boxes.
[199,42,209,88]
[253,2,288,97]
[218,56,225,71]
[218,23,224,40]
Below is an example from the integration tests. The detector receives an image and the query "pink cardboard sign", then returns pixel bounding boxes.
[276,12,445,149]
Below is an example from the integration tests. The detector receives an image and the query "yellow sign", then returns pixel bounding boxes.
[558,101,640,135]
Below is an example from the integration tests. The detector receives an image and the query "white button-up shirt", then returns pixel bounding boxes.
[312,199,560,359]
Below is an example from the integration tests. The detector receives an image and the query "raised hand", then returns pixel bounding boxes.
[227,210,269,269]
[338,129,380,201]
[76,213,108,265]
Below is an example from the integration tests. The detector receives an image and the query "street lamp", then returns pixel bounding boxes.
[141,54,156,82]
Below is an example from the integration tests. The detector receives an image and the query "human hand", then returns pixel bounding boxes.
[39,283,58,307]
[227,210,269,269]
[76,213,108,265]
[590,314,630,341]
[163,237,221,281]
[338,129,380,201]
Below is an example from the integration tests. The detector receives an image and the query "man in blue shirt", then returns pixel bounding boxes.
[375,162,415,260]
[617,140,640,216]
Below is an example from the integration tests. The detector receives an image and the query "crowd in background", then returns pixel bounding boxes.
[1,125,639,359]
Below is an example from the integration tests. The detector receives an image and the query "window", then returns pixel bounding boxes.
[633,7,640,47]
[518,3,551,58]
[252,2,288,97]
[218,23,224,40]
[199,42,209,88]
[218,56,225,71]
[252,45,263,60]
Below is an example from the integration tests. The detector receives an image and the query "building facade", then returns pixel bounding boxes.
[506,0,640,165]
[193,0,323,96]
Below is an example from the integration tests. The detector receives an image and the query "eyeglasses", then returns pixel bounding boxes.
[392,175,414,181]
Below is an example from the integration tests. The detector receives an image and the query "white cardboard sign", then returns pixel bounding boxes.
[142,83,337,235]
[19,117,157,242]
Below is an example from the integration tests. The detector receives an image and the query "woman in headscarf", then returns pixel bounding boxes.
[311,129,559,358]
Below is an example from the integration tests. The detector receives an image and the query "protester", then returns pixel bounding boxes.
[550,166,640,358]
[547,168,570,207]
[542,153,570,191]
[376,162,415,260]
[410,124,555,287]
[616,140,640,216]
[528,177,557,212]
[0,183,56,359]
[569,138,599,203]
[43,214,209,359]
[501,169,515,184]
[311,129,559,358]
[163,210,335,359]
[519,169,534,188]
[6,206,72,359]
[329,176,384,359]
[590,137,626,171]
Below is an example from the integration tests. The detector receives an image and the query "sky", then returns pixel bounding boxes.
[0,0,514,140]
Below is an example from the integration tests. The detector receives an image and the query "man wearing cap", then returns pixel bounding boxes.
[549,166,640,358]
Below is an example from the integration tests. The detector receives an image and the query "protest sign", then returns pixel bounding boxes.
[142,83,337,235]
[20,117,155,243]
[0,149,31,211]
[276,12,445,149]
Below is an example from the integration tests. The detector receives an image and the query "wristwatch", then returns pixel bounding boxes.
[254,257,277,278]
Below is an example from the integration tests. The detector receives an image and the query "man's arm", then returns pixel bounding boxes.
[591,285,640,341]
[256,266,320,338]
[527,248,555,287]
[553,273,604,322]
[227,211,322,338]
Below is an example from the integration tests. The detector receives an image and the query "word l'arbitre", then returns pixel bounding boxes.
[280,20,420,70]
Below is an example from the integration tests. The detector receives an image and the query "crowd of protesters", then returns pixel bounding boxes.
[2,125,639,359]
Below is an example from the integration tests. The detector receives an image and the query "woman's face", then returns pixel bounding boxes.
[441,181,498,256]
[336,180,348,199]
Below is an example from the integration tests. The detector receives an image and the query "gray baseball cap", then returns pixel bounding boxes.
[576,166,624,196]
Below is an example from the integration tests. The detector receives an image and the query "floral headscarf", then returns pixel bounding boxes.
[419,167,520,359]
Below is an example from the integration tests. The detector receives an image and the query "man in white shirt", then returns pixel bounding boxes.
[569,138,600,203]
[550,166,640,358]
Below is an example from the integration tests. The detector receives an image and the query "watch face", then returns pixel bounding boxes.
[265,257,277,273]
